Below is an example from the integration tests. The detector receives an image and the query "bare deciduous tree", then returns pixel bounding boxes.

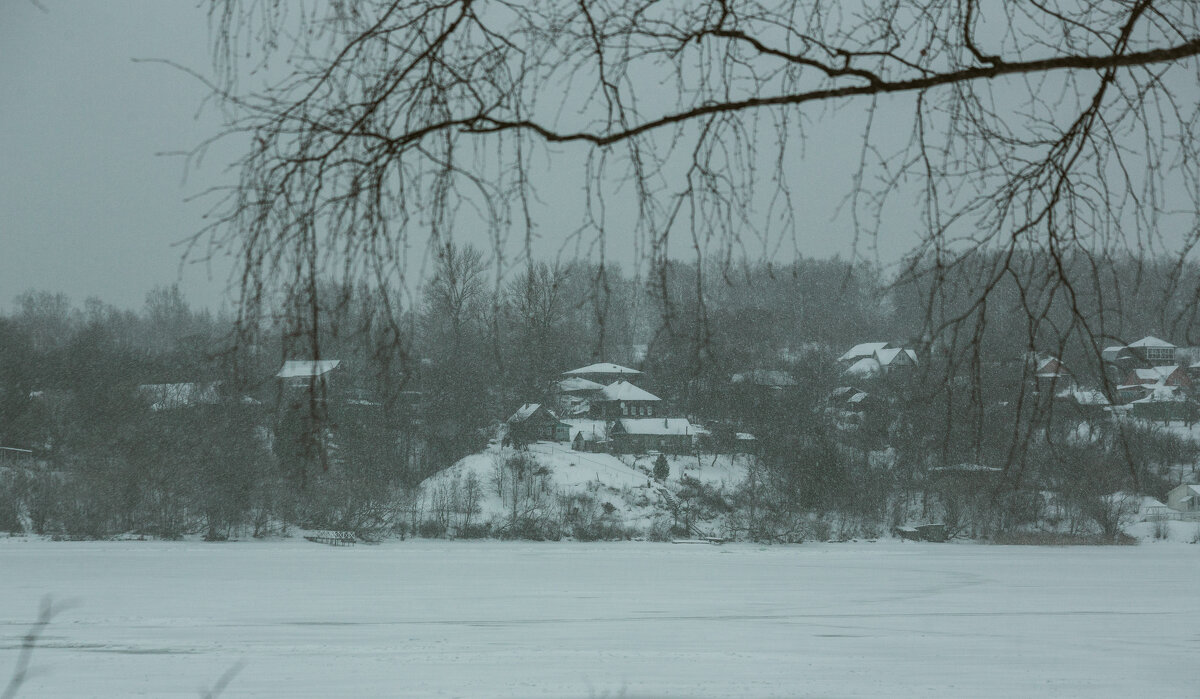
[194,1,1200,482]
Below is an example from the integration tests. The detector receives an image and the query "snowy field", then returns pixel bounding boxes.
[2,539,1198,697]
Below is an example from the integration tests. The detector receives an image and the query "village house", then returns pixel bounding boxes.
[1116,365,1191,403]
[837,342,893,365]
[506,403,571,444]
[589,380,662,419]
[276,359,342,393]
[1165,483,1200,517]
[730,369,798,392]
[608,417,698,454]
[1032,356,1073,393]
[1103,336,1178,382]
[841,345,918,378]
[553,376,606,417]
[0,446,34,469]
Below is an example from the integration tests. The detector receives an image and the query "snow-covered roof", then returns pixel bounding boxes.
[735,432,756,441]
[557,377,605,393]
[566,419,610,442]
[1057,389,1109,406]
[508,403,542,423]
[1035,356,1065,373]
[563,362,641,376]
[843,357,880,377]
[847,391,869,404]
[875,347,917,366]
[1129,366,1179,384]
[1130,385,1186,403]
[615,418,694,436]
[730,369,797,387]
[1128,335,1175,349]
[599,380,661,402]
[838,342,890,362]
[276,359,341,379]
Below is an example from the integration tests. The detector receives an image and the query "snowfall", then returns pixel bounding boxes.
[2,538,1199,697]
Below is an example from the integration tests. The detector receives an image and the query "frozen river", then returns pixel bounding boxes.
[1,538,1197,697]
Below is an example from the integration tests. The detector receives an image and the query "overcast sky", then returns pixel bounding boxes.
[3,2,911,314]
[1,2,236,312]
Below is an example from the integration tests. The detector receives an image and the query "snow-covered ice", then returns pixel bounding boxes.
[1,538,1198,697]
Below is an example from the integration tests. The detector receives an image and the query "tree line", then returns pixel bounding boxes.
[1,247,1197,541]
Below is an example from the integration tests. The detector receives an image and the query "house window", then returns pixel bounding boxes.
[621,402,628,416]
[647,405,654,416]
[1146,347,1174,362]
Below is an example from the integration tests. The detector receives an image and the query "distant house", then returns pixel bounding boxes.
[562,362,643,385]
[841,346,918,378]
[0,446,34,469]
[276,359,342,391]
[1126,336,1177,365]
[136,382,222,411]
[1117,365,1190,403]
[506,403,571,444]
[730,369,798,391]
[1033,356,1073,393]
[609,417,697,454]
[1104,336,1178,378]
[590,380,662,418]
[1165,484,1200,514]
[838,342,893,365]
[553,377,606,417]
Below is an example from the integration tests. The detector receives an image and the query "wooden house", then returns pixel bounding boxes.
[609,418,697,454]
[841,346,918,378]
[837,342,893,365]
[1117,365,1190,403]
[1032,356,1073,393]
[276,359,342,395]
[506,403,571,444]
[1104,336,1178,381]
[1125,336,1177,366]
[1166,484,1200,514]
[589,380,662,418]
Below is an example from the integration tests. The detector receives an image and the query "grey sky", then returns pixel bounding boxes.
[2,2,900,314]
[1,1,232,312]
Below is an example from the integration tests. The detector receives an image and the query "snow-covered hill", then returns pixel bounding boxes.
[419,440,753,538]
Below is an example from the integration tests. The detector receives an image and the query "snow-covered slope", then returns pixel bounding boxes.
[420,440,752,537]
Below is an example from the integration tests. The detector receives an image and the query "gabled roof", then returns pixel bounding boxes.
[508,403,561,424]
[599,380,661,402]
[557,377,605,393]
[838,342,890,362]
[1128,335,1175,349]
[875,347,917,366]
[1035,356,1062,373]
[276,359,342,379]
[563,362,642,376]
[614,418,694,435]
[1129,366,1180,384]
